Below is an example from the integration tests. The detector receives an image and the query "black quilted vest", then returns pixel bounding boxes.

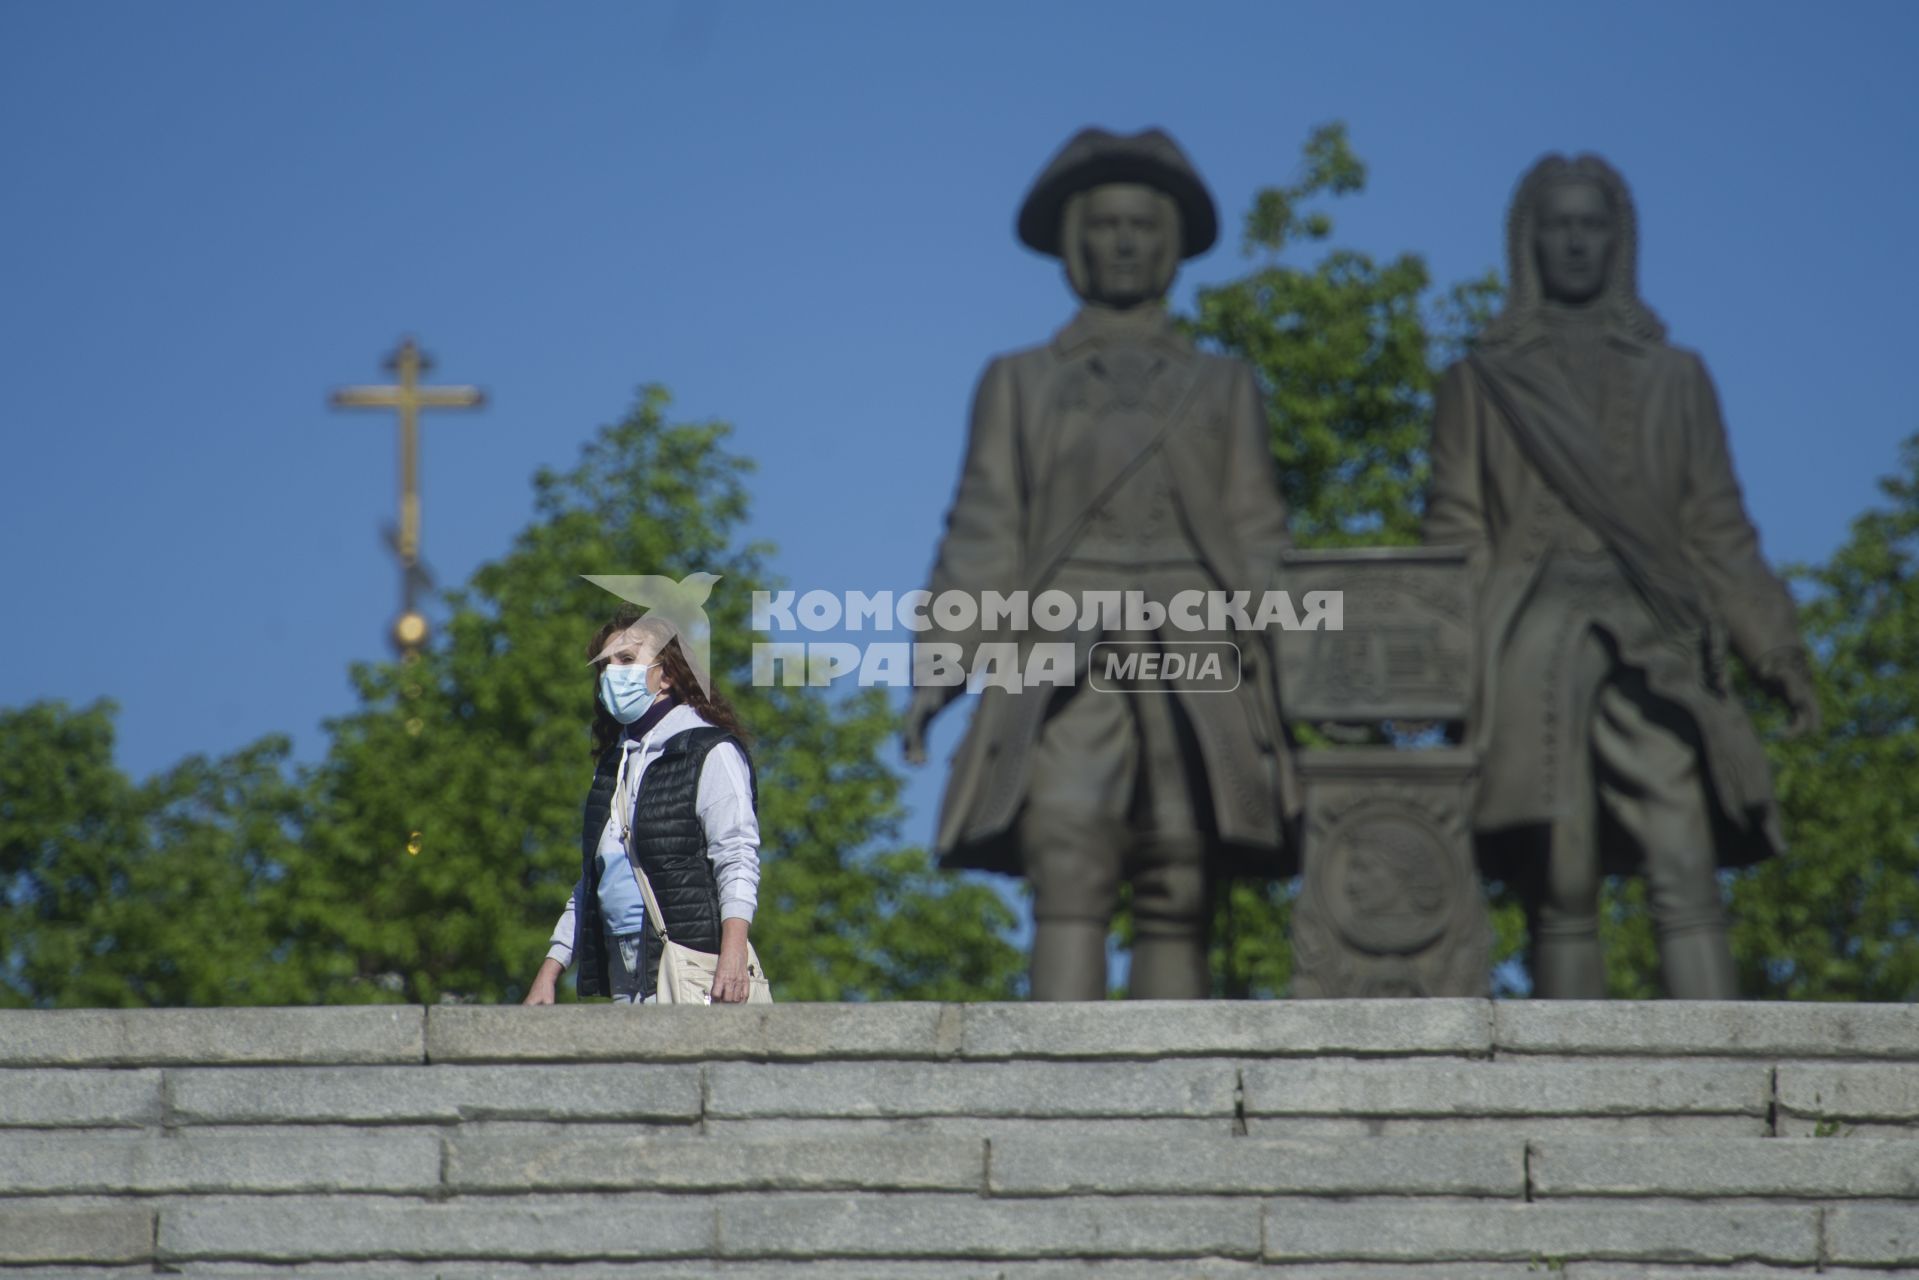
[574,725,755,1000]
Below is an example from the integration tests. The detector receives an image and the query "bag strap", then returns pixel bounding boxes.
[613,744,675,945]
[626,852,673,945]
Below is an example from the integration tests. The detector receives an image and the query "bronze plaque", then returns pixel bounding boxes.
[1277,546,1473,723]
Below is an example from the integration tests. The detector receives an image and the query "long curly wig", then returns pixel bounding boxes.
[1478,153,1666,349]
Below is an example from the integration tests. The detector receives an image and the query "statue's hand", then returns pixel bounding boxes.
[1758,648,1821,738]
[901,686,946,766]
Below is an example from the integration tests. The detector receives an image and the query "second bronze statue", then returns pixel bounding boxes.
[1424,153,1819,999]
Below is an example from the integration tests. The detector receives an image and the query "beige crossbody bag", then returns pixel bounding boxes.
[626,855,772,1005]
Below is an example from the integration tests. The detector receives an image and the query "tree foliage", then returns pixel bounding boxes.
[1734,438,1919,1000]
[1,703,306,1007]
[1189,123,1499,549]
[1601,434,1919,1000]
[2,388,1022,1007]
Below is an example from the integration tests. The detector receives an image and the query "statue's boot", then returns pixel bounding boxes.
[1129,835,1209,999]
[1655,908,1738,1000]
[1531,914,1606,999]
[1022,804,1125,1002]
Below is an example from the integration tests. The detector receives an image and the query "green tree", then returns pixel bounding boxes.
[1740,435,1919,999]
[286,386,1022,1004]
[1598,433,1919,999]
[1181,123,1510,996]
[1,702,307,1007]
[1189,123,1499,549]
[3,387,1022,1006]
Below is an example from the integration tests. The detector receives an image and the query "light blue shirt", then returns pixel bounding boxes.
[595,739,649,936]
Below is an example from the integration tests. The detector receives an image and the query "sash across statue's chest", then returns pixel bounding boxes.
[1045,346,1197,561]
[1511,337,1648,561]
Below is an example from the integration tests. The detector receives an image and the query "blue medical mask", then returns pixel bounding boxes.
[598,663,657,724]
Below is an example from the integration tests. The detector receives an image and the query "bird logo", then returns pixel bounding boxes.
[581,571,723,698]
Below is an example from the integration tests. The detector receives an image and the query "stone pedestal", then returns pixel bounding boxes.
[1290,748,1488,996]
[1278,546,1489,996]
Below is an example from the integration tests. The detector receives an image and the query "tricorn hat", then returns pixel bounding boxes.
[1017,126,1218,260]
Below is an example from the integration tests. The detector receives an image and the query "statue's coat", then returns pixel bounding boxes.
[922,309,1301,874]
[1426,334,1801,863]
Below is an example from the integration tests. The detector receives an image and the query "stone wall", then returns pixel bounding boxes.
[1,1000,1916,1277]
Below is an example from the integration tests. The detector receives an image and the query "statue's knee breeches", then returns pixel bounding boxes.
[1588,670,1725,936]
[1644,844,1725,936]
[1020,805,1123,923]
[1130,842,1207,938]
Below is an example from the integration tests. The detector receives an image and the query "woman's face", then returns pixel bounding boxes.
[597,636,672,695]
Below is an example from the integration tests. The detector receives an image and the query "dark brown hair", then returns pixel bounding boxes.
[586,607,752,757]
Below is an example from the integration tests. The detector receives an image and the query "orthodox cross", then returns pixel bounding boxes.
[328,337,486,660]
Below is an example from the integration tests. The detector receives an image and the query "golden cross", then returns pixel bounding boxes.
[329,337,486,658]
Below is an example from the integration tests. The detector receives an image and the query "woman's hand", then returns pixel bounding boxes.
[711,918,753,1004]
[523,958,564,1006]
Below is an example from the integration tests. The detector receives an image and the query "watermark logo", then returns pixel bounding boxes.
[1088,641,1241,693]
[747,587,1339,693]
[580,581,1341,694]
[581,572,721,698]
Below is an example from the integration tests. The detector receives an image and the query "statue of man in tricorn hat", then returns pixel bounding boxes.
[902,127,1299,1000]
[1424,154,1820,999]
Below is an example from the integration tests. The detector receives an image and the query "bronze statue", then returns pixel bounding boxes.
[1425,154,1819,999]
[902,127,1298,1000]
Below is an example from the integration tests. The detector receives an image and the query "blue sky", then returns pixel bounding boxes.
[4,1,1916,875]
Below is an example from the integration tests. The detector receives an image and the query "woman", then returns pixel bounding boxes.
[523,610,761,1005]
